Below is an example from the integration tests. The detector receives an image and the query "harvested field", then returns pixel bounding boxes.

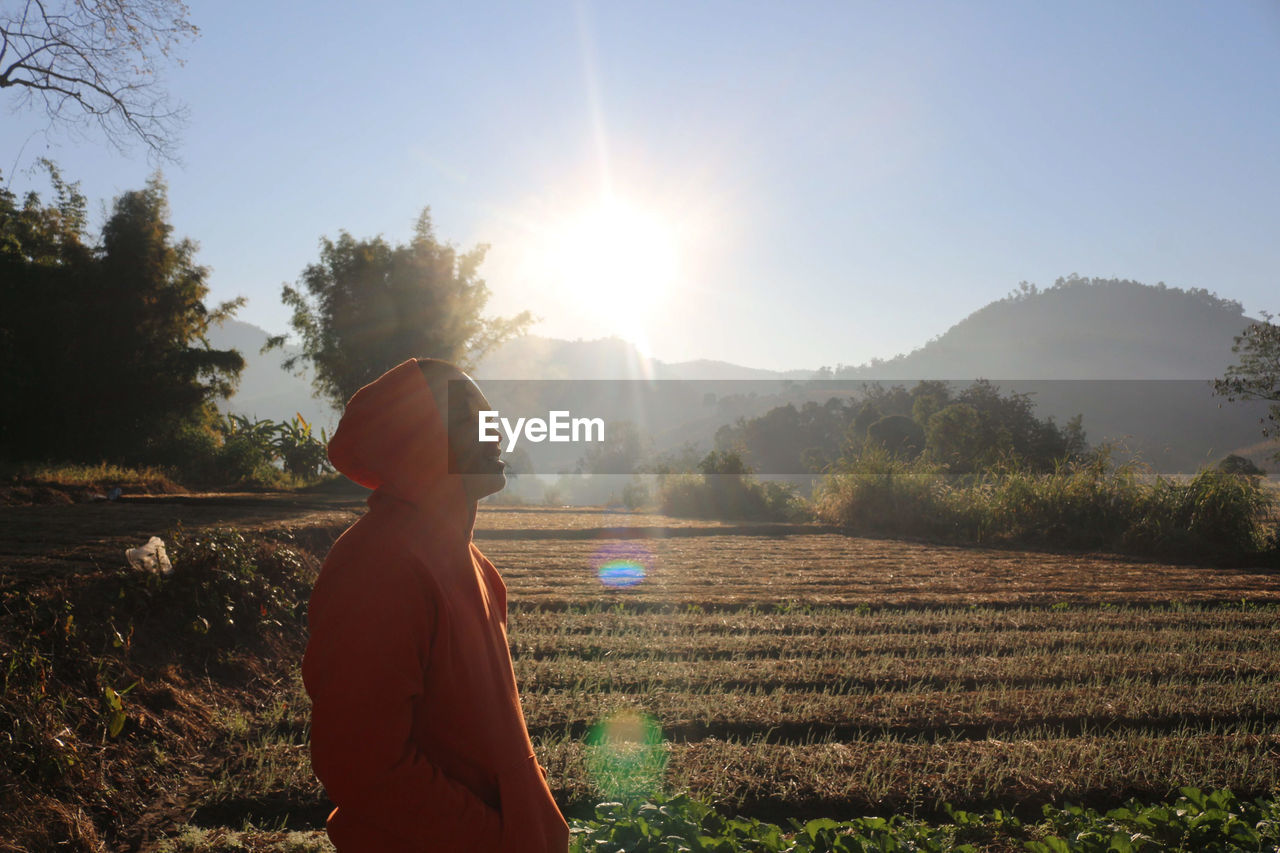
[3,496,1279,849]
[480,508,1280,821]
[478,507,1280,610]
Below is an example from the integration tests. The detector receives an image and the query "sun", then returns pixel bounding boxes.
[532,195,682,347]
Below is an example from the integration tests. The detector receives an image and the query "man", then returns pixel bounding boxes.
[302,358,569,852]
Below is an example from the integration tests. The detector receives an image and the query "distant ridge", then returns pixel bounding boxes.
[205,278,1276,472]
[472,335,807,380]
[835,275,1255,380]
[205,319,339,432]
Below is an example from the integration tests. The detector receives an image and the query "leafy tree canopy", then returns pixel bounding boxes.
[0,162,243,463]
[715,379,1087,476]
[269,210,530,411]
[1213,313,1280,457]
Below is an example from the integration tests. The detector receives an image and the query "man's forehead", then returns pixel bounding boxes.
[445,379,489,412]
[419,362,476,405]
[425,372,491,420]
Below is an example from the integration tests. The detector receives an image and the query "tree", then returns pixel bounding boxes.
[909,380,951,427]
[1213,314,1280,459]
[88,174,243,456]
[0,165,243,462]
[577,420,644,475]
[270,210,532,411]
[0,161,94,452]
[0,0,198,158]
[866,414,924,459]
[1218,454,1266,478]
[925,403,986,473]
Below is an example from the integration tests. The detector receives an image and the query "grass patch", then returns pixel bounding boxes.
[5,461,181,490]
[153,824,333,852]
[0,461,184,505]
[813,449,1278,563]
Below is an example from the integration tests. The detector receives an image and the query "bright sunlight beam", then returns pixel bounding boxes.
[528,194,683,353]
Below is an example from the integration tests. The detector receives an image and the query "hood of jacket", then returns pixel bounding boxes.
[327,359,473,537]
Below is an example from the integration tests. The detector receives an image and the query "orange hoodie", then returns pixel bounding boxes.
[301,359,569,852]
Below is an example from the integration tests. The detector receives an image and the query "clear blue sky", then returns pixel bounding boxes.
[4,0,1278,370]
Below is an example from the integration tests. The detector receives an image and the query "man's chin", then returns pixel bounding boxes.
[462,471,507,501]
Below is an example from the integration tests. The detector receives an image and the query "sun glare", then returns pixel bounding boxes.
[532,196,682,347]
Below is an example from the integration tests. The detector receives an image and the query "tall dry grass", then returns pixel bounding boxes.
[813,448,1276,561]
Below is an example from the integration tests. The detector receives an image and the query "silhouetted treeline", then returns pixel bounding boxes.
[0,164,243,465]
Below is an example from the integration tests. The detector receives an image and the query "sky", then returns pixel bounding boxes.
[3,0,1279,371]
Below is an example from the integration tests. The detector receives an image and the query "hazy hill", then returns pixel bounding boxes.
[205,320,340,432]
[825,277,1272,472]
[839,276,1254,379]
[206,278,1276,474]
[473,335,803,380]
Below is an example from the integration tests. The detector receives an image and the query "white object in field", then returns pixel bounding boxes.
[126,536,172,576]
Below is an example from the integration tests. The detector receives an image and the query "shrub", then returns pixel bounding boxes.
[815,450,1276,561]
[1218,453,1266,477]
[659,452,804,521]
[813,446,970,539]
[147,414,331,488]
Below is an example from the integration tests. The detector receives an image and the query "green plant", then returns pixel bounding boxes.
[270,413,332,478]
[659,451,806,521]
[565,789,1280,852]
[1029,787,1280,852]
[101,681,137,738]
[166,527,313,640]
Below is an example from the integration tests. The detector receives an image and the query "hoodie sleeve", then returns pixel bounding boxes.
[302,560,504,852]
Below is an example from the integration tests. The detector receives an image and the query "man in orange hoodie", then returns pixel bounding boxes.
[302,358,570,852]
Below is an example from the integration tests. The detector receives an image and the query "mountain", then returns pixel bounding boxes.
[824,276,1273,472]
[837,276,1253,379]
[205,319,340,433]
[203,324,803,433]
[205,278,1276,474]
[472,335,806,380]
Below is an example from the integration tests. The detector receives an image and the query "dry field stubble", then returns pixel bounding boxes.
[5,498,1280,849]
[474,507,1280,821]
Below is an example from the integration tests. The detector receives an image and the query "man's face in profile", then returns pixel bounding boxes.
[443,375,507,501]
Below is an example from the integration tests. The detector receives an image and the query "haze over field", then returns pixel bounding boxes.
[4,2,1278,371]
[212,279,1278,474]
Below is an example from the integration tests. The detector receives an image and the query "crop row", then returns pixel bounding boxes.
[519,679,1280,743]
[482,535,1280,608]
[509,625,1280,662]
[513,648,1280,693]
[509,603,1280,637]
[531,725,1280,819]
[204,693,1280,826]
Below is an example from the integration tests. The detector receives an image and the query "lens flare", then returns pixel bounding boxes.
[584,709,667,801]
[593,540,652,588]
[598,559,645,587]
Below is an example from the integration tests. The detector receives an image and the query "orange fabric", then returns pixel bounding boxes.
[302,359,569,853]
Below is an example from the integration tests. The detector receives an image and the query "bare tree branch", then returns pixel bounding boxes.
[0,0,197,160]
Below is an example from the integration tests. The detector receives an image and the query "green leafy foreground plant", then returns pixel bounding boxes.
[1029,787,1280,853]
[571,794,976,852]
[568,788,1280,852]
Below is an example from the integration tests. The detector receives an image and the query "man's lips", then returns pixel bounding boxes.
[468,455,505,474]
